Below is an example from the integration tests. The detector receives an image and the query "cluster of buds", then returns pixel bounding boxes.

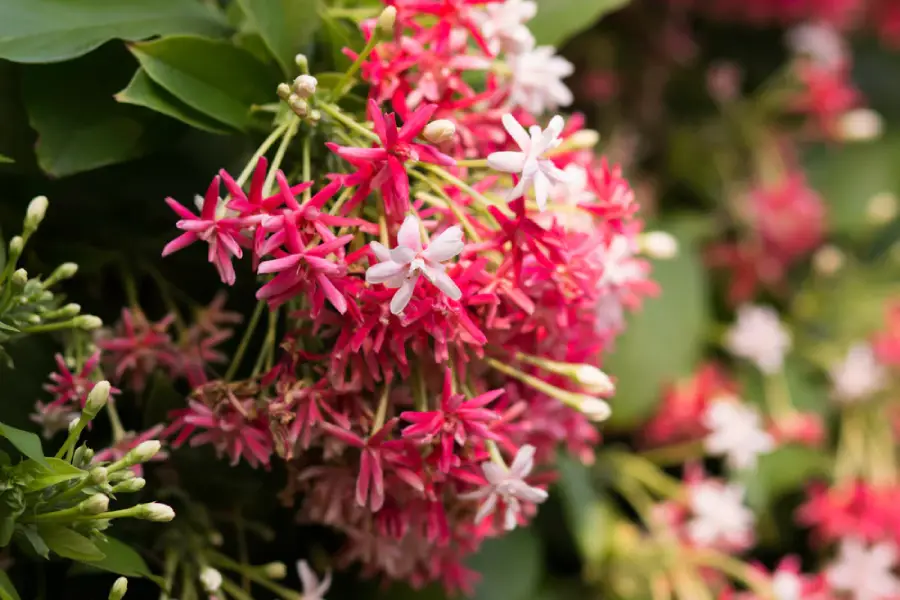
[0,196,101,365]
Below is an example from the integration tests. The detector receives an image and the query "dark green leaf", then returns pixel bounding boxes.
[0,487,26,546]
[531,0,630,47]
[0,571,20,600]
[237,0,321,76]
[38,525,105,562]
[318,12,364,72]
[0,421,47,466]
[129,35,278,130]
[0,0,230,63]
[468,528,542,600]
[604,219,710,428]
[555,454,615,576]
[19,457,84,492]
[0,155,12,163]
[22,47,163,177]
[116,69,234,134]
[87,536,153,577]
[15,524,50,559]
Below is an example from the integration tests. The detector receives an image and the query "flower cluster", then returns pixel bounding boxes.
[150,0,658,593]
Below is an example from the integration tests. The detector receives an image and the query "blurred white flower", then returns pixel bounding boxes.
[474,0,536,55]
[772,570,803,600]
[297,560,332,600]
[507,46,574,115]
[827,538,900,600]
[725,305,791,374]
[703,398,775,470]
[786,22,847,69]
[830,343,888,404]
[686,481,754,549]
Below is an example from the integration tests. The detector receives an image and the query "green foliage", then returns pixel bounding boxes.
[468,528,543,600]
[741,445,832,513]
[237,0,322,76]
[38,525,106,562]
[530,0,630,47]
[0,571,21,600]
[0,422,47,467]
[604,219,710,428]
[89,537,155,579]
[129,35,280,131]
[0,0,230,63]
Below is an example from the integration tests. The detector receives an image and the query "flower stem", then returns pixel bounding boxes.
[236,122,290,187]
[263,117,301,195]
[208,551,301,600]
[331,32,379,101]
[318,102,379,143]
[373,382,391,431]
[225,300,266,382]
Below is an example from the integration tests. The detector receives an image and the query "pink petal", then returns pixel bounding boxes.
[162,232,198,256]
[397,215,422,252]
[257,254,302,274]
[423,226,464,263]
[390,277,418,315]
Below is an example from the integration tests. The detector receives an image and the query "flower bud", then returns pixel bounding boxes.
[25,195,49,231]
[276,82,292,100]
[423,119,456,144]
[89,467,109,485]
[574,366,615,395]
[74,315,103,330]
[263,561,288,579]
[577,396,612,422]
[24,313,41,325]
[81,493,110,515]
[866,192,897,225]
[8,236,23,259]
[376,5,397,38]
[138,502,175,522]
[109,577,128,600]
[812,244,845,276]
[288,94,309,117]
[838,108,883,142]
[72,445,94,466]
[51,262,78,281]
[565,129,600,150]
[640,231,678,259]
[85,381,110,415]
[292,74,318,98]
[54,303,82,319]
[11,268,28,287]
[112,477,146,494]
[200,567,223,592]
[294,53,308,71]
[128,440,161,464]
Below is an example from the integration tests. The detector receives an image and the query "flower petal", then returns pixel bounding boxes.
[366,261,408,284]
[423,226,464,262]
[487,151,526,174]
[390,277,418,315]
[510,444,536,478]
[501,113,531,150]
[397,214,423,251]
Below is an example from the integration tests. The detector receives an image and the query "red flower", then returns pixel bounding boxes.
[167,400,273,469]
[99,309,179,393]
[43,351,120,408]
[401,369,503,472]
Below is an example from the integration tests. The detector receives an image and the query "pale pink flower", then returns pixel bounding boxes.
[297,560,331,600]
[827,538,900,600]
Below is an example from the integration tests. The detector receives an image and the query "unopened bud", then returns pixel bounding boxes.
[376,6,397,38]
[565,129,600,150]
[288,94,309,117]
[838,108,883,142]
[294,53,309,71]
[128,440,161,464]
[55,303,82,319]
[75,315,103,330]
[640,231,678,259]
[25,195,49,231]
[52,262,78,281]
[81,493,110,515]
[85,381,110,415]
[423,119,456,144]
[139,502,175,522]
[89,467,108,485]
[112,477,146,493]
[574,365,615,395]
[578,396,612,422]
[276,82,292,100]
[812,244,845,276]
[866,192,897,225]
[8,236,23,259]
[200,567,223,592]
[109,577,128,600]
[72,445,94,466]
[11,268,28,286]
[263,561,288,579]
[24,314,41,325]
[292,74,318,98]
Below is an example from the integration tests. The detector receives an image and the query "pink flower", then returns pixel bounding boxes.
[366,215,464,314]
[94,425,168,476]
[167,399,273,469]
[162,175,256,285]
[400,368,503,472]
[43,351,119,408]
[30,402,80,439]
[99,309,179,393]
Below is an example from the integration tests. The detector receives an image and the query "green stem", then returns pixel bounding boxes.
[318,102,379,143]
[208,552,301,600]
[106,400,127,443]
[219,579,257,600]
[263,118,301,195]
[372,382,391,431]
[331,32,379,101]
[236,122,290,187]
[225,300,266,381]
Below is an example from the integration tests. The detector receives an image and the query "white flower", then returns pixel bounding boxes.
[366,215,464,315]
[830,343,888,404]
[724,305,791,374]
[786,22,847,69]
[597,234,645,289]
[30,403,80,439]
[702,398,775,471]
[297,560,331,600]
[460,444,548,531]
[686,481,754,549]
[827,538,900,600]
[199,567,222,593]
[488,114,570,211]
[507,46,574,115]
[771,570,803,600]
[474,0,537,54]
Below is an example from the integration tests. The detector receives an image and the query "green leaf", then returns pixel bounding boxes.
[116,69,234,134]
[0,421,47,466]
[0,0,230,63]
[741,445,831,513]
[129,35,278,131]
[0,571,21,600]
[22,47,162,177]
[555,454,615,577]
[237,0,321,76]
[18,457,84,492]
[804,130,900,236]
[88,536,153,577]
[15,524,50,559]
[468,528,542,600]
[604,219,710,428]
[0,155,12,163]
[531,0,630,47]
[38,525,105,562]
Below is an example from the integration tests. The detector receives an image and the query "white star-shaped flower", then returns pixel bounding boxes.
[366,215,464,315]
[686,480,754,550]
[297,560,331,600]
[703,398,775,471]
[474,0,537,55]
[830,343,888,404]
[507,45,574,115]
[827,539,900,600]
[488,114,570,211]
[460,444,549,531]
[724,305,792,374]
